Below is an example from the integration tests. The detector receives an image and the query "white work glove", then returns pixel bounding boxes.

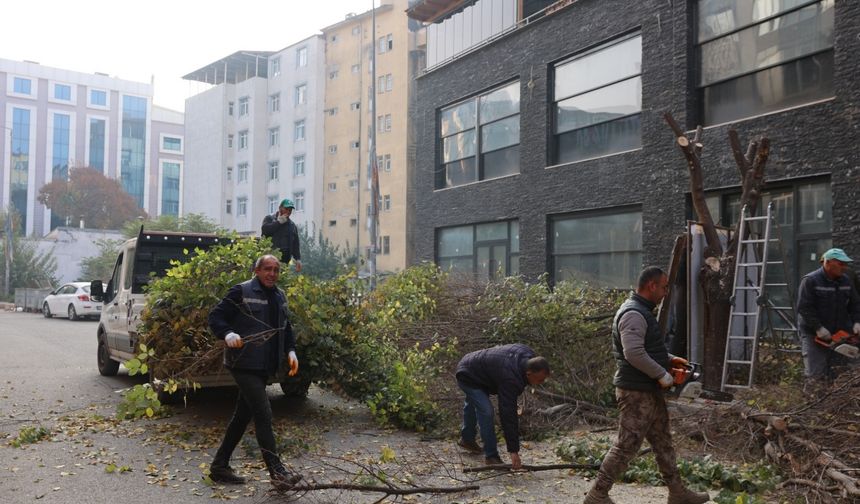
[658,372,674,389]
[294,259,302,273]
[225,331,243,348]
[816,327,832,342]
[854,323,860,337]
[277,214,288,224]
[287,350,299,376]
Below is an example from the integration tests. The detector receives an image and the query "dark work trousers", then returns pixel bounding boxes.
[212,370,281,471]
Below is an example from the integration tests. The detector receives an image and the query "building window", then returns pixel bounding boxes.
[237,197,247,216]
[697,0,834,126]
[293,155,305,177]
[54,83,72,101]
[438,80,520,189]
[349,179,358,190]
[350,140,360,150]
[269,127,280,147]
[268,195,280,214]
[238,163,248,182]
[239,97,249,117]
[327,107,339,116]
[351,64,360,74]
[228,101,234,116]
[226,166,233,181]
[377,114,392,133]
[352,26,361,36]
[296,47,308,68]
[161,161,181,217]
[294,120,305,141]
[226,199,232,214]
[270,93,280,112]
[436,220,520,281]
[377,74,393,93]
[89,89,107,107]
[227,134,234,148]
[350,218,357,227]
[350,102,361,111]
[553,34,641,165]
[378,34,393,53]
[271,57,281,76]
[293,191,305,212]
[121,95,148,208]
[550,208,642,288]
[330,34,339,43]
[329,220,337,227]
[377,154,392,172]
[705,180,832,290]
[330,69,339,80]
[88,118,106,172]
[13,77,32,95]
[162,136,182,152]
[382,194,391,211]
[328,182,337,191]
[268,161,279,181]
[328,144,338,154]
[295,84,307,105]
[238,130,248,150]
[381,236,390,255]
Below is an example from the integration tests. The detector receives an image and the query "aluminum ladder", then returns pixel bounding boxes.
[721,202,796,391]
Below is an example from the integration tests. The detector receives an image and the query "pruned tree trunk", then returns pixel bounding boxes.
[663,112,770,391]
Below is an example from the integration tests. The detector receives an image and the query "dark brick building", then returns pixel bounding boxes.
[407,0,858,291]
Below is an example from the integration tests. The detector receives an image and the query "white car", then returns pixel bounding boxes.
[42,282,101,320]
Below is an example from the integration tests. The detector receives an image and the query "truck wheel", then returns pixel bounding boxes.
[280,374,311,398]
[43,303,52,318]
[68,304,78,321]
[97,337,119,376]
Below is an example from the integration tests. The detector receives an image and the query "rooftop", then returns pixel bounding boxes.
[182,51,274,85]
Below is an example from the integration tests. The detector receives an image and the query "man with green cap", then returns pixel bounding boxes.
[261,198,302,272]
[797,248,860,382]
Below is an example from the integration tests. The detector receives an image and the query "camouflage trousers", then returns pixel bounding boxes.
[593,388,680,492]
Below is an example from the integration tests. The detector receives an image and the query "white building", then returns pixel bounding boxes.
[36,227,125,284]
[0,58,184,236]
[182,37,326,235]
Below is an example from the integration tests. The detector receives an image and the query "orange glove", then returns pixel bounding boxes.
[670,366,690,385]
[670,356,688,367]
[288,350,299,377]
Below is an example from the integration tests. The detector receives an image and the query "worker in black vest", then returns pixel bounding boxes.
[207,254,302,490]
[584,267,708,504]
[261,198,302,272]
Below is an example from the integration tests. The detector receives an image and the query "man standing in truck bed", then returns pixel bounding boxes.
[261,198,302,272]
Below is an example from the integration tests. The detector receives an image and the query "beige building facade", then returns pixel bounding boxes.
[321,0,418,272]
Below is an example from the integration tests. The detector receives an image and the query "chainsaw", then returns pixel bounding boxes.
[667,362,702,399]
[815,330,860,359]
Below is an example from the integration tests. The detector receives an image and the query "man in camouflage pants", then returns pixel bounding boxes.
[583,267,709,504]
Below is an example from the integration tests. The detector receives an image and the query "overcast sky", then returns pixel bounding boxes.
[2,0,378,111]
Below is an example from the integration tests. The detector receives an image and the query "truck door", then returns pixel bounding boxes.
[114,246,136,355]
[103,252,124,351]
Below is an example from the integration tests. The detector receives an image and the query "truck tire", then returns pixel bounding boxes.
[280,374,311,398]
[97,335,119,376]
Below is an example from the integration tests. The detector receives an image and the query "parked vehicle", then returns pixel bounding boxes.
[42,282,101,320]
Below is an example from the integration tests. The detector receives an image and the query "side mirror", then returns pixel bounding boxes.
[90,280,104,302]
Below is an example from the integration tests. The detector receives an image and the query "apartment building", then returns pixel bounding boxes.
[321,0,420,271]
[182,38,326,235]
[409,0,855,293]
[0,58,184,236]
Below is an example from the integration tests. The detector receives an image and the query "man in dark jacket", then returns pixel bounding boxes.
[207,254,302,490]
[797,248,860,381]
[455,343,549,469]
[584,267,708,504]
[261,198,302,272]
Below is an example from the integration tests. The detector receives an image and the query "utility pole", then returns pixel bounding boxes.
[368,0,379,290]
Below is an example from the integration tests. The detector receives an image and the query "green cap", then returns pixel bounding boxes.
[821,248,853,263]
[280,198,295,209]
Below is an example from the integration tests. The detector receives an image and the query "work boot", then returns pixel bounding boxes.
[484,455,504,465]
[667,479,709,504]
[270,465,303,491]
[582,487,616,504]
[208,465,246,484]
[457,438,482,454]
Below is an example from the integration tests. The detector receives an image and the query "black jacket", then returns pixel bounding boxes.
[797,267,860,335]
[208,278,296,374]
[611,293,670,391]
[455,343,534,453]
[261,214,301,263]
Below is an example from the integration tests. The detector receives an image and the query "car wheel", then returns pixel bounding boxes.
[97,336,119,376]
[43,302,52,318]
[68,304,78,321]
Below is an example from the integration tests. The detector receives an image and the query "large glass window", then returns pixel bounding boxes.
[11,108,31,231]
[697,0,834,125]
[54,84,72,101]
[90,89,107,106]
[237,197,247,216]
[436,220,520,281]
[437,81,520,189]
[161,162,180,216]
[89,118,106,172]
[51,114,71,228]
[121,95,148,208]
[162,136,182,152]
[13,77,32,95]
[551,208,643,288]
[553,34,642,164]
